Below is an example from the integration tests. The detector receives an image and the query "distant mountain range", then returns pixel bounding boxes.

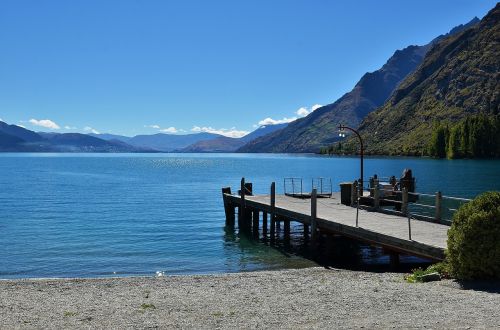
[0,122,154,152]
[239,17,480,153]
[0,120,287,153]
[180,124,287,152]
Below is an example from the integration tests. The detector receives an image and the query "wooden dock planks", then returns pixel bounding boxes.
[223,192,448,261]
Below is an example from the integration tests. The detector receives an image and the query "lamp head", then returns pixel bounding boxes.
[338,124,346,137]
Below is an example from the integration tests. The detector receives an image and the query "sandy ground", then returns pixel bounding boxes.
[1,267,499,329]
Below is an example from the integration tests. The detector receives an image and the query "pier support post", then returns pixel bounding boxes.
[435,191,442,223]
[262,212,268,238]
[402,188,408,215]
[270,182,276,243]
[284,218,290,244]
[222,187,235,227]
[373,178,380,209]
[252,210,259,237]
[303,224,309,239]
[311,189,318,244]
[389,252,400,269]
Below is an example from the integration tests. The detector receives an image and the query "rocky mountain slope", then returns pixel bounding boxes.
[349,5,498,156]
[238,18,479,153]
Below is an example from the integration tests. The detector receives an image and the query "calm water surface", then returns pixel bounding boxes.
[1,153,498,278]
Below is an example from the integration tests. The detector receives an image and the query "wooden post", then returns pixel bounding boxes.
[252,210,259,237]
[351,180,358,206]
[402,187,408,215]
[262,212,268,238]
[244,182,253,196]
[373,178,380,209]
[244,182,254,232]
[435,191,442,223]
[389,252,400,269]
[240,178,245,230]
[284,218,290,243]
[222,187,234,226]
[270,182,276,242]
[311,188,318,243]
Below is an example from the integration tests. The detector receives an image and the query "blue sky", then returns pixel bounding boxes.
[0,0,496,137]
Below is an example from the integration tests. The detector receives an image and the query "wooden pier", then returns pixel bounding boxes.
[222,179,450,262]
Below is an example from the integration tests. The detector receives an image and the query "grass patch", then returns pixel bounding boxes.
[405,263,449,283]
[140,303,156,310]
[63,311,77,317]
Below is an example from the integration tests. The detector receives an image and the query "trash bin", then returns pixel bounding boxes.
[340,182,353,206]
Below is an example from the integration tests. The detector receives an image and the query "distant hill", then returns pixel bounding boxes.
[238,18,480,153]
[88,133,132,143]
[0,121,154,152]
[180,123,287,152]
[347,5,499,156]
[0,122,44,142]
[0,131,25,150]
[127,132,221,152]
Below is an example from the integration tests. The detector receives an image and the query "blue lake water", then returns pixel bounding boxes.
[0,153,499,279]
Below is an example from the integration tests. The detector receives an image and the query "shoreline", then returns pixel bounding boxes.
[1,267,499,329]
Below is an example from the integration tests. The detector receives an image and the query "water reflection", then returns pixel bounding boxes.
[225,221,433,273]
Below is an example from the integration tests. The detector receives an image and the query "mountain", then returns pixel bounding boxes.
[349,4,499,156]
[0,122,44,142]
[41,133,152,152]
[180,123,287,152]
[88,133,132,143]
[0,131,25,149]
[127,132,221,152]
[0,121,155,152]
[238,18,480,153]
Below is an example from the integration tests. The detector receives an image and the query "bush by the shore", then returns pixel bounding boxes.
[447,191,500,280]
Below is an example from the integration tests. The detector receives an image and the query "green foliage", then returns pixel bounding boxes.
[320,142,345,155]
[428,123,449,158]
[428,115,500,158]
[447,191,500,280]
[405,262,449,283]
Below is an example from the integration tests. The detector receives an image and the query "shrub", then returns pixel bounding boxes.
[447,191,500,279]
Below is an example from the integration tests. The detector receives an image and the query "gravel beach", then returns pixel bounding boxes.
[1,267,499,329]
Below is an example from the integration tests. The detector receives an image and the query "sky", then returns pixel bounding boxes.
[0,0,497,137]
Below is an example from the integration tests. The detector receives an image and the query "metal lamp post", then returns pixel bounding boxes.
[338,124,364,191]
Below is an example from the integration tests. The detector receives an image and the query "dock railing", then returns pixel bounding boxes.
[312,177,333,197]
[284,177,303,197]
[359,179,472,225]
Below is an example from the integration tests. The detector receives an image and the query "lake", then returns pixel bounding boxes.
[0,153,498,279]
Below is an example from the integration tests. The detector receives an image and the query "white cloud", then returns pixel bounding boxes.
[296,107,309,116]
[295,104,323,117]
[311,104,322,111]
[191,126,249,138]
[16,124,26,128]
[29,119,60,130]
[146,124,160,129]
[83,126,100,134]
[258,117,297,126]
[64,125,77,130]
[257,103,323,128]
[160,127,179,134]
